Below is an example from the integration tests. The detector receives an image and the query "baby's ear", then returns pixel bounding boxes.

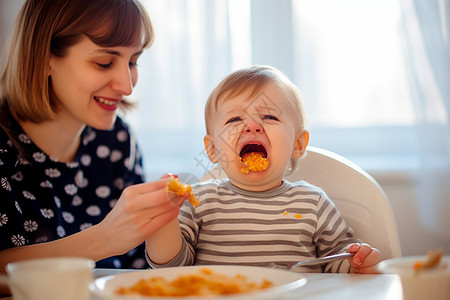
[204,134,219,163]
[292,130,309,159]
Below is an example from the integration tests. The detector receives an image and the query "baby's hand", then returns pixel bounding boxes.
[347,243,382,274]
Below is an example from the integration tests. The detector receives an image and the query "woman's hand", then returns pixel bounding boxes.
[97,174,188,257]
[0,174,188,272]
[347,243,382,274]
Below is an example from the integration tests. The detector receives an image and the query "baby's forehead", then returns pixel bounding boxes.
[217,83,291,111]
[219,97,282,117]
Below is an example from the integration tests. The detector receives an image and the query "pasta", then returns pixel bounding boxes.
[116,268,273,296]
[240,152,269,174]
[166,177,200,207]
[413,249,443,274]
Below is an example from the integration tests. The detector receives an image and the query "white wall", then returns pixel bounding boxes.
[0,0,23,54]
[373,171,449,256]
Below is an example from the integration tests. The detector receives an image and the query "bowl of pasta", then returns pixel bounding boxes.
[377,250,450,300]
[91,265,307,300]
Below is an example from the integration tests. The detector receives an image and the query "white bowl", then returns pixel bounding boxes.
[377,255,450,300]
[91,265,306,300]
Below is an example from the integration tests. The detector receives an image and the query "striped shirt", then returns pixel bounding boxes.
[150,179,360,273]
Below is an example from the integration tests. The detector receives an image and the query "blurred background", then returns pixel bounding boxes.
[1,0,449,256]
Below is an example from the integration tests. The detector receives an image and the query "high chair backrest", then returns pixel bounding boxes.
[200,146,402,260]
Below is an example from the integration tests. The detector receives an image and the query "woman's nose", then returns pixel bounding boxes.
[244,119,264,134]
[110,66,134,96]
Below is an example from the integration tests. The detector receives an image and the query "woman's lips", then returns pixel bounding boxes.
[93,96,120,111]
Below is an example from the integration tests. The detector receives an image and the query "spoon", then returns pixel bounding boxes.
[272,252,355,272]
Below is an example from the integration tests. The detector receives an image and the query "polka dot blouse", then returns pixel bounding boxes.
[0,116,147,269]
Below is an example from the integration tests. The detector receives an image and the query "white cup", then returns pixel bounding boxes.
[377,255,450,300]
[0,257,95,300]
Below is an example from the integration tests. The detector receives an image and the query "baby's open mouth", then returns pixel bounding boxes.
[239,144,269,174]
[239,144,267,159]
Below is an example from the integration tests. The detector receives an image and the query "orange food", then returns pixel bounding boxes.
[413,249,443,274]
[240,152,269,174]
[166,177,200,207]
[282,211,302,218]
[116,268,273,296]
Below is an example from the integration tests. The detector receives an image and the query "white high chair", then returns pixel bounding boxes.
[200,146,402,260]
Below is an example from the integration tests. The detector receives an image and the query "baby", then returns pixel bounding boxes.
[146,65,381,273]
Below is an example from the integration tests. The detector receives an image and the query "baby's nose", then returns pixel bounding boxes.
[244,119,264,134]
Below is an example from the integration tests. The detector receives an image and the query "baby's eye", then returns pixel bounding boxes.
[263,115,280,121]
[225,116,242,124]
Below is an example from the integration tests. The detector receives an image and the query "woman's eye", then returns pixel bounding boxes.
[225,116,242,124]
[263,115,279,121]
[96,62,113,69]
[129,61,138,67]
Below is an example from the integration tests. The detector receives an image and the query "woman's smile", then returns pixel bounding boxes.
[93,96,121,111]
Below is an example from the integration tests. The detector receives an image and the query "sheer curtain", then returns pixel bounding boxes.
[130,0,239,183]
[2,0,448,244]
[132,0,449,245]
[134,0,422,180]
[399,0,450,238]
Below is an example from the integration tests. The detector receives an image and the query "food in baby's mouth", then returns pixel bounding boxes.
[413,249,444,274]
[166,177,200,207]
[240,152,269,174]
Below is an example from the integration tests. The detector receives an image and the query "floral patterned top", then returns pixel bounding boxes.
[0,116,147,269]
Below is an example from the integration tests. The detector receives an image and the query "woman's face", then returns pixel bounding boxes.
[48,35,144,130]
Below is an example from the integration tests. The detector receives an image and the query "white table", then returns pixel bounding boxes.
[92,269,403,300]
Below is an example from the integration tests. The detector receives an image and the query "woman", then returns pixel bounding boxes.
[0,0,186,273]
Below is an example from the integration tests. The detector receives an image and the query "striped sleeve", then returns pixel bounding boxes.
[312,190,361,273]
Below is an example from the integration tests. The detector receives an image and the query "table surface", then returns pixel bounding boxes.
[92,268,404,300]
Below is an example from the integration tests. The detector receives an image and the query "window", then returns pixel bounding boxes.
[129,0,421,181]
[291,0,420,174]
